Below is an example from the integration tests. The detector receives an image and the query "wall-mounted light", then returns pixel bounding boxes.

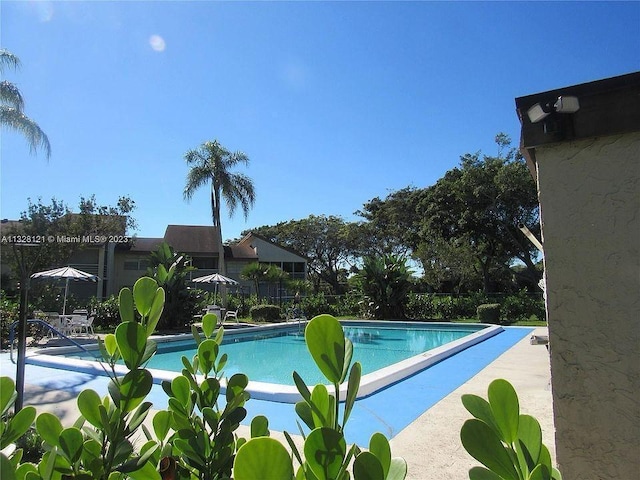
[527,96,580,123]
[554,96,580,114]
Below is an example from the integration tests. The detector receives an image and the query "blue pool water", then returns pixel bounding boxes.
[66,323,484,386]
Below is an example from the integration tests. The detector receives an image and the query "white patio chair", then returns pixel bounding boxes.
[76,316,95,336]
[67,315,85,336]
[224,310,238,323]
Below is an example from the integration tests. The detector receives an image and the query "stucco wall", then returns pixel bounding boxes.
[250,237,305,262]
[535,132,640,479]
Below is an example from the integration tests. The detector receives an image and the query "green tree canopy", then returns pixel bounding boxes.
[0,49,51,159]
[1,195,136,282]
[247,215,365,294]
[356,186,425,257]
[416,137,540,293]
[358,134,540,293]
[0,196,136,328]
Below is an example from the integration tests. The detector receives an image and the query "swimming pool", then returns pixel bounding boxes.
[26,321,502,402]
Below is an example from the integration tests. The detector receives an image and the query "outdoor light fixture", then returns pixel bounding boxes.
[527,95,580,123]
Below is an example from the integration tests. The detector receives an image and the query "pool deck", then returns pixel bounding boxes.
[0,326,555,479]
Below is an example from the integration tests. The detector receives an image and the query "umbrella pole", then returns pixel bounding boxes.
[63,278,69,315]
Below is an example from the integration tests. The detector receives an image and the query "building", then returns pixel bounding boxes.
[1,222,307,302]
[515,72,639,479]
[114,226,307,298]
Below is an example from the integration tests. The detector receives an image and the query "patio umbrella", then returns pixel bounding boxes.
[31,266,99,314]
[191,273,238,300]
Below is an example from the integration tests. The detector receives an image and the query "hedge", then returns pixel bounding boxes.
[250,304,282,323]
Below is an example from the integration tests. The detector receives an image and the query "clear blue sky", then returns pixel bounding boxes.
[2,1,638,242]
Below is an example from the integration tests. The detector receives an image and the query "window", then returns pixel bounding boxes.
[123,259,149,271]
[192,257,217,269]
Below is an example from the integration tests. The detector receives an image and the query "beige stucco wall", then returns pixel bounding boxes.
[250,236,305,263]
[535,132,640,479]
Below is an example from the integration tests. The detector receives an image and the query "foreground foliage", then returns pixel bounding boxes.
[1,280,408,479]
[234,314,408,479]
[460,379,562,480]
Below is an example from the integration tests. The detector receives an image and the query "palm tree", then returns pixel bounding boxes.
[1,49,51,159]
[183,139,256,274]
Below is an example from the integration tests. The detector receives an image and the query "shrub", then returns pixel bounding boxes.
[0,292,19,349]
[501,290,545,324]
[300,292,337,318]
[461,379,561,479]
[454,292,491,318]
[15,428,45,464]
[432,296,455,320]
[336,290,363,317]
[250,304,281,322]
[405,293,436,320]
[477,303,501,324]
[87,295,121,330]
[233,314,408,479]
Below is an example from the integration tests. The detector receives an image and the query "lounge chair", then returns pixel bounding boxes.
[75,316,95,336]
[224,310,238,323]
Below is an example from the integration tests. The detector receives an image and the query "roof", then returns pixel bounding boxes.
[225,243,258,260]
[163,225,220,254]
[127,237,164,252]
[516,72,640,150]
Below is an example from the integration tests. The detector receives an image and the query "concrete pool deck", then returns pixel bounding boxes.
[0,326,555,479]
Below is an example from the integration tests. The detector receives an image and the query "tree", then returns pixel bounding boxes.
[1,196,136,288]
[240,262,289,302]
[241,262,271,300]
[358,254,413,319]
[0,49,51,159]
[356,186,426,257]
[0,196,135,411]
[183,140,256,276]
[248,215,364,294]
[416,135,540,293]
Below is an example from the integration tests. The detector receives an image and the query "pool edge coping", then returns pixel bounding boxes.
[23,321,503,403]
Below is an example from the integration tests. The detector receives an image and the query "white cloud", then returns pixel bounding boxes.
[149,34,166,52]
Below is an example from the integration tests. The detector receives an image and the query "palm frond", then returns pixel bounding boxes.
[183,164,212,200]
[183,139,256,229]
[222,173,256,220]
[0,106,51,159]
[0,49,21,74]
[0,80,24,110]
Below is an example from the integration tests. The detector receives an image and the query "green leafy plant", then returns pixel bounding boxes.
[16,277,165,480]
[359,255,413,319]
[147,241,199,330]
[460,379,561,480]
[249,304,281,322]
[477,303,501,324]
[87,294,121,331]
[1,377,37,479]
[158,311,251,479]
[233,314,408,479]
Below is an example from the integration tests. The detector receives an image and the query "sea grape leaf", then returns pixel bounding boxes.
[487,379,519,444]
[234,437,294,480]
[305,314,345,384]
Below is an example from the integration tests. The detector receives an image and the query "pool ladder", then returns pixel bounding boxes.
[8,319,96,364]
